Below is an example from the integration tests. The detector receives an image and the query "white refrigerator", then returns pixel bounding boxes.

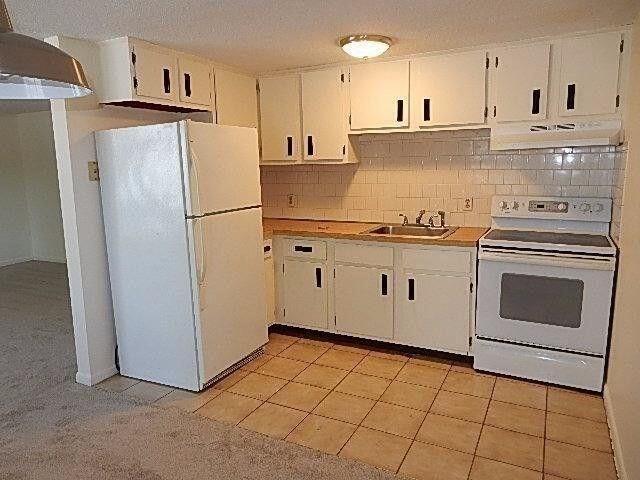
[96,120,268,391]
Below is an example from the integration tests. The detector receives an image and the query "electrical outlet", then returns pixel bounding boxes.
[462,197,473,211]
[88,161,99,182]
[287,194,298,208]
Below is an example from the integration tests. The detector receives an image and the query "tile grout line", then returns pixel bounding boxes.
[394,358,452,475]
[467,372,498,480]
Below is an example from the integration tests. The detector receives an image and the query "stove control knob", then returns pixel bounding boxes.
[512,201,520,210]
[579,202,591,213]
[499,201,509,210]
[594,203,604,213]
[557,202,568,212]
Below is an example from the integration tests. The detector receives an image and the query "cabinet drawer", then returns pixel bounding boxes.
[284,239,327,260]
[335,243,394,267]
[402,249,470,273]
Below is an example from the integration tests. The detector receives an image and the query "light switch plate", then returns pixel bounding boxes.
[462,197,473,211]
[88,161,99,182]
[287,194,298,208]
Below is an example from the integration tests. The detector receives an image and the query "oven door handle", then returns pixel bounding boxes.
[479,249,615,271]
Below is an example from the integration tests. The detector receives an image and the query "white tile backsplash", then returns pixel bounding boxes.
[260,129,627,240]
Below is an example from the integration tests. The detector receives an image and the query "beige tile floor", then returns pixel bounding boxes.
[97,332,617,480]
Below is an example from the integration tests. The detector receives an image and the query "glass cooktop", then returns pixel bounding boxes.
[484,229,612,248]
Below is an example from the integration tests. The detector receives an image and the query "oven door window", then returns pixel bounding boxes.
[500,274,584,328]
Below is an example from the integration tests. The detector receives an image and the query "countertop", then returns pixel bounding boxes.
[262,218,487,247]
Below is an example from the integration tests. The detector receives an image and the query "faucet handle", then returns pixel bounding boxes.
[415,209,426,225]
[399,213,409,226]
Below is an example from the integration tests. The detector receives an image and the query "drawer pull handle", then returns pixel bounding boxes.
[381,273,388,296]
[163,68,171,94]
[315,267,322,288]
[408,278,415,301]
[567,84,576,110]
[532,88,540,114]
[294,245,313,253]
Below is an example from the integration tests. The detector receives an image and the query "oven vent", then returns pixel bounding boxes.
[492,119,622,150]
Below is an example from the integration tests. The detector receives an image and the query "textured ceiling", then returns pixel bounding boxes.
[5,0,640,74]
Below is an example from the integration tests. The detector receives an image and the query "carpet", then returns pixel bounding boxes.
[0,261,394,480]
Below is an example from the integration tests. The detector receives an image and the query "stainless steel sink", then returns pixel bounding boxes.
[365,225,456,238]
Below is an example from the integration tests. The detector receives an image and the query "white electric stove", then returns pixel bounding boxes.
[474,196,617,391]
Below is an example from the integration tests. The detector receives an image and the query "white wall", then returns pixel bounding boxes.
[605,16,640,480]
[0,116,32,266]
[48,36,190,385]
[17,111,66,263]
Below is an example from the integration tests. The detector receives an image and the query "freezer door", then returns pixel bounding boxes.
[188,207,268,385]
[183,121,262,216]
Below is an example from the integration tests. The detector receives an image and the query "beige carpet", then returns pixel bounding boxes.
[0,261,394,480]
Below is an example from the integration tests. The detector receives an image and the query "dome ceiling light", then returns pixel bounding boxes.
[0,0,92,99]
[340,34,392,59]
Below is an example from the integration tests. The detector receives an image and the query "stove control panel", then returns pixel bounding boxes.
[528,200,569,213]
[492,196,612,222]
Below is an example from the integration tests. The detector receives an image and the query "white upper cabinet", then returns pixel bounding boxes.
[178,56,212,106]
[557,32,622,117]
[133,41,179,102]
[259,75,302,162]
[301,68,347,161]
[411,51,487,128]
[349,60,410,130]
[215,69,258,128]
[492,43,550,123]
[98,37,213,111]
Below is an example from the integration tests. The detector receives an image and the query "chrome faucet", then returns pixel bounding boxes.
[399,213,409,226]
[415,209,426,225]
[428,211,446,228]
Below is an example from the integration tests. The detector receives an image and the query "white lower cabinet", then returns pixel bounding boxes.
[335,265,393,339]
[275,237,475,354]
[397,272,471,354]
[282,259,327,329]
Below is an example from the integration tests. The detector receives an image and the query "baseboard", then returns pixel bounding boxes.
[604,384,628,480]
[33,255,66,264]
[75,365,118,387]
[0,256,34,267]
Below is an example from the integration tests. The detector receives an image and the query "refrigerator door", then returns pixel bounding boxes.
[97,122,200,391]
[182,121,262,217]
[187,207,268,386]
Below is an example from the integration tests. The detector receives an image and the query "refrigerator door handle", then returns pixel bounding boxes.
[194,218,207,286]
[188,143,202,216]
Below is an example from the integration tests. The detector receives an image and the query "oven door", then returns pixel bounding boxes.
[477,248,615,355]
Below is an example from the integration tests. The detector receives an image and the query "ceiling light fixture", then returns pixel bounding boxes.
[340,34,392,59]
[0,0,92,99]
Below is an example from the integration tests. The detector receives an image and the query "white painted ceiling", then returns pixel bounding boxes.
[2,0,639,114]
[6,0,640,74]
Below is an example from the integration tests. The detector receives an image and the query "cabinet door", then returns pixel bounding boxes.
[132,42,178,102]
[259,75,302,162]
[215,69,258,127]
[558,32,622,117]
[411,51,487,128]
[335,265,393,339]
[349,60,409,130]
[301,68,346,161]
[397,273,470,353]
[492,43,550,122]
[178,56,212,106]
[282,259,327,329]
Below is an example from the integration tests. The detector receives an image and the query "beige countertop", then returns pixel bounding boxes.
[263,218,487,247]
